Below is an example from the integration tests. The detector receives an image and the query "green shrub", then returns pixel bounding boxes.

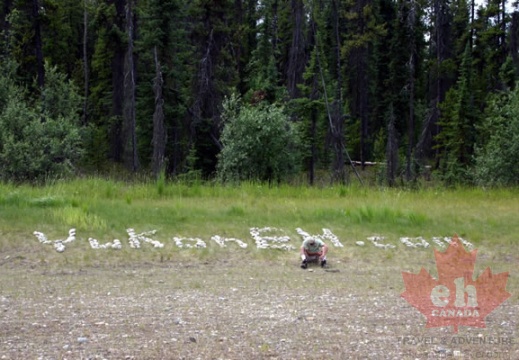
[216,94,302,183]
[0,63,84,182]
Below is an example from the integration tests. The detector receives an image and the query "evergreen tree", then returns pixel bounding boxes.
[472,0,508,93]
[6,0,45,90]
[245,0,283,104]
[188,0,241,177]
[88,0,127,164]
[234,0,259,95]
[294,0,332,185]
[42,0,84,79]
[286,0,308,99]
[418,0,470,172]
[474,88,519,186]
[0,0,14,56]
[436,44,479,184]
[264,0,292,90]
[0,0,12,30]
[384,0,426,180]
[370,0,397,147]
[136,0,193,176]
[122,0,139,172]
[417,0,454,165]
[343,0,386,166]
[0,0,517,185]
[510,11,519,75]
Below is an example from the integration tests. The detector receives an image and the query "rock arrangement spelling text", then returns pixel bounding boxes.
[33,227,473,253]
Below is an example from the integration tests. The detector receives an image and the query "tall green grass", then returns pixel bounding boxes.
[1,178,518,260]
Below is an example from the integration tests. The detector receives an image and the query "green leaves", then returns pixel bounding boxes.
[0,63,84,182]
[474,89,519,186]
[0,116,82,182]
[41,62,83,121]
[217,94,302,183]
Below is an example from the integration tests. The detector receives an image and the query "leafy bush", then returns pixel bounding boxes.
[473,90,519,187]
[217,94,302,183]
[0,63,84,182]
[41,63,83,121]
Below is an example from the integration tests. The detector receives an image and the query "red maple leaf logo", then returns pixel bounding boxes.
[401,235,511,333]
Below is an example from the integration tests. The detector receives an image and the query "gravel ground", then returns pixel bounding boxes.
[0,255,517,360]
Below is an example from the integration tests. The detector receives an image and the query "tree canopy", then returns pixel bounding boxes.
[1,0,519,186]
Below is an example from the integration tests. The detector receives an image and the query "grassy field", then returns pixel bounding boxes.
[0,179,518,359]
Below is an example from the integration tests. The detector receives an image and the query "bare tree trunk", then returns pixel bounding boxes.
[123,0,139,172]
[82,0,89,125]
[331,101,346,183]
[386,103,398,186]
[307,15,319,186]
[405,3,417,181]
[32,0,44,90]
[406,52,415,181]
[470,0,474,49]
[287,0,305,99]
[511,12,519,68]
[152,46,166,178]
[309,107,316,185]
[359,47,369,169]
[110,0,126,162]
[501,0,507,62]
[332,0,346,183]
[310,1,362,185]
[348,0,370,169]
[332,0,343,103]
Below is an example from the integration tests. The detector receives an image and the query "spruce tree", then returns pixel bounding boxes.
[343,0,386,166]
[294,0,332,185]
[245,0,283,104]
[188,0,241,177]
[474,87,519,186]
[436,44,479,184]
[136,0,193,176]
[88,0,127,163]
[6,0,44,90]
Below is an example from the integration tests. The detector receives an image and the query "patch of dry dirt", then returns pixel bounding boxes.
[0,256,517,359]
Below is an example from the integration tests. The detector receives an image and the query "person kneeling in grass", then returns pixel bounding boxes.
[300,238,328,269]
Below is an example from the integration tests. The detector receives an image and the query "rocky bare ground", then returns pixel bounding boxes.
[0,255,517,360]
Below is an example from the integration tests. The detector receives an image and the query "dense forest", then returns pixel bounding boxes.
[1,0,519,186]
